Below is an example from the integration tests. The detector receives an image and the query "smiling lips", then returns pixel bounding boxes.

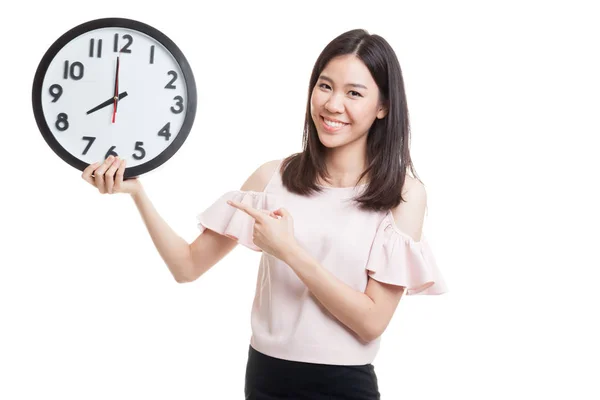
[321,116,349,132]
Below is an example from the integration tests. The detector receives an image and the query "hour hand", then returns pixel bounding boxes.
[86,92,128,115]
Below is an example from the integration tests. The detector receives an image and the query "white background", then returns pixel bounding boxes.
[1,0,598,399]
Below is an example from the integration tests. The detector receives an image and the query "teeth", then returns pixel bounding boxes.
[324,118,345,128]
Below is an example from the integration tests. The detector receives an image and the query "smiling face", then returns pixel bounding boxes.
[310,54,387,150]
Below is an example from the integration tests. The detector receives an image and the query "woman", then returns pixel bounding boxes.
[82,28,447,399]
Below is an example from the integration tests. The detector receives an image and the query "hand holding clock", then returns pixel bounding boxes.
[82,156,141,195]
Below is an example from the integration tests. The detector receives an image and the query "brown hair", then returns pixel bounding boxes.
[280,29,421,212]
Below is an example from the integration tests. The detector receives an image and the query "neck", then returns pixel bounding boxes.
[321,141,368,187]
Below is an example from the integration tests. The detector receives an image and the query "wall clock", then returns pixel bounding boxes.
[32,17,197,178]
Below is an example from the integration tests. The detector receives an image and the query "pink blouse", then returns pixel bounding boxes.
[196,161,448,365]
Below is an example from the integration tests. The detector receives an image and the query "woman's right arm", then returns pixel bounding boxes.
[82,155,280,283]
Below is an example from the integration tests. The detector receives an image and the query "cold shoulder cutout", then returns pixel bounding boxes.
[196,160,283,251]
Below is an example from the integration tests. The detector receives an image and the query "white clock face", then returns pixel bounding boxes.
[39,26,189,169]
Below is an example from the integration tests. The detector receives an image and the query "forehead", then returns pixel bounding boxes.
[320,54,376,87]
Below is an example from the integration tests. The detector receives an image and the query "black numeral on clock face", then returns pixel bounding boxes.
[63,61,84,80]
[149,45,155,64]
[171,96,184,114]
[105,146,118,159]
[89,39,103,58]
[103,143,148,160]
[158,123,172,140]
[56,113,69,131]
[133,141,146,160]
[82,136,96,155]
[165,71,177,89]
[49,84,63,102]
[114,34,133,53]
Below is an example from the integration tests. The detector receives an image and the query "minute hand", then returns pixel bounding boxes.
[86,92,128,115]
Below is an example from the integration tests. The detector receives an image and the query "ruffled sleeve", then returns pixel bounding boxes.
[365,212,448,295]
[196,190,277,252]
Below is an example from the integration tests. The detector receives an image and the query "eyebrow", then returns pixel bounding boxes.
[319,75,368,90]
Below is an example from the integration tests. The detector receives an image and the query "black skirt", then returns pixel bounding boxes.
[244,344,380,400]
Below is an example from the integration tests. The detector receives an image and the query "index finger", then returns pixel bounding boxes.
[227,200,264,222]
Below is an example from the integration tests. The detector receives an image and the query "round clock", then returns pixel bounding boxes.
[32,17,197,179]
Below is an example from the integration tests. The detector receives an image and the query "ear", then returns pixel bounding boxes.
[376,104,388,119]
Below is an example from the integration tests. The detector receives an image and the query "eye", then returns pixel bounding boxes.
[349,90,363,98]
[318,83,331,90]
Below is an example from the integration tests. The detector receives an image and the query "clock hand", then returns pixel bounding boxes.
[112,56,120,123]
[86,92,128,115]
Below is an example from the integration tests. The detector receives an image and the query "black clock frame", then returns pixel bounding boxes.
[32,17,197,179]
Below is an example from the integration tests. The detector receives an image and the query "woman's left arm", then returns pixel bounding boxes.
[282,244,403,343]
[227,178,427,343]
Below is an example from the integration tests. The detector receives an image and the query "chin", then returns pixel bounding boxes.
[318,135,347,149]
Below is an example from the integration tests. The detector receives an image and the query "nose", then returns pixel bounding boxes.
[325,93,344,114]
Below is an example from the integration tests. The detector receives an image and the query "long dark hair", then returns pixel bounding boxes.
[280,29,420,212]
